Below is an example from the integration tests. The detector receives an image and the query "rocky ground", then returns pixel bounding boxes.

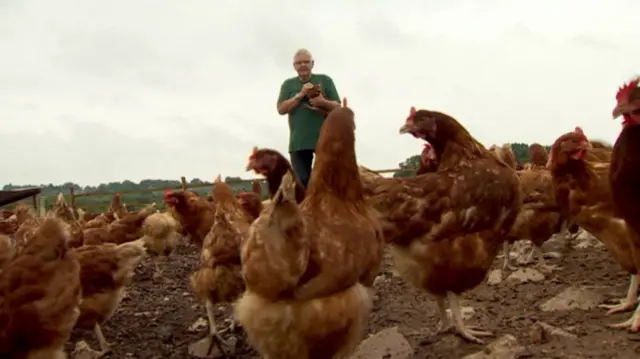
[67,232,640,358]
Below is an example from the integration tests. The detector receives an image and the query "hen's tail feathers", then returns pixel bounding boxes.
[56,192,65,205]
[278,170,297,203]
[213,174,238,206]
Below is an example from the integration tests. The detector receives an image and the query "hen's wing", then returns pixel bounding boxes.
[361,170,452,245]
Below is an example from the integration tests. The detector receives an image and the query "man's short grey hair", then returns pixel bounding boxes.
[293,48,313,60]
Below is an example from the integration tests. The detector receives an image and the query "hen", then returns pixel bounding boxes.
[236,101,384,358]
[0,215,82,359]
[548,126,639,328]
[502,165,565,273]
[489,143,518,169]
[528,143,549,168]
[53,193,84,248]
[417,143,439,175]
[189,175,248,356]
[82,203,156,245]
[359,107,521,343]
[164,190,215,247]
[246,146,306,203]
[107,192,128,220]
[72,239,147,356]
[609,76,640,331]
[140,211,183,281]
[236,180,264,223]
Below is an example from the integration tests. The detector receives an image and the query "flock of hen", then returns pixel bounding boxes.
[0,79,639,359]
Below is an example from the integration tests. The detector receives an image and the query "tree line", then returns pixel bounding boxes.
[2,142,544,211]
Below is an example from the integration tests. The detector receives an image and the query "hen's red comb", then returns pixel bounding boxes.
[423,143,432,149]
[406,106,417,123]
[248,146,258,159]
[164,189,172,197]
[616,77,640,102]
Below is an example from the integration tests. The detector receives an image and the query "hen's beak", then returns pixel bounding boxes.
[399,123,416,134]
[612,104,624,119]
[245,160,255,172]
[612,103,636,119]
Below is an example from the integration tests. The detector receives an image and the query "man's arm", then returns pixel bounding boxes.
[277,79,302,115]
[321,75,341,110]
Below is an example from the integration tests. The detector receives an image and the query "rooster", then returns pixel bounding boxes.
[609,76,640,331]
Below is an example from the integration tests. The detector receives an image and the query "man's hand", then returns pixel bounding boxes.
[309,94,327,107]
[298,82,315,98]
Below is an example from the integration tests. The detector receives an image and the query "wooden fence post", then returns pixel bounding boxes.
[69,186,78,218]
[180,176,187,191]
[39,196,46,217]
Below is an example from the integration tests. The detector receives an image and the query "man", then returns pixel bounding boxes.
[277,48,341,188]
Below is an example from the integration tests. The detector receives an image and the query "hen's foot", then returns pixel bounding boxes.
[600,300,638,315]
[435,321,454,335]
[453,325,493,344]
[205,333,236,358]
[608,312,640,332]
[446,291,493,344]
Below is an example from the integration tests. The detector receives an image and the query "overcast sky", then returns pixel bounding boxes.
[0,0,638,186]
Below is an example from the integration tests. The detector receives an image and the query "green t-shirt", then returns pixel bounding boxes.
[277,74,341,152]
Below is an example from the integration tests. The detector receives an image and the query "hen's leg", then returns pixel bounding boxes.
[600,275,640,315]
[609,301,640,332]
[94,323,113,357]
[434,296,453,334]
[447,291,493,344]
[523,245,537,264]
[501,242,517,271]
[204,299,234,357]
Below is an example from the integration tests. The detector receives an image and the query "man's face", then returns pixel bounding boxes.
[293,53,313,77]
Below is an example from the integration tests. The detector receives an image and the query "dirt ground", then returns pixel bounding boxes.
[67,234,640,359]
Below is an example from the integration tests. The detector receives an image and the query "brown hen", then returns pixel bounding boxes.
[359,107,521,343]
[416,143,439,175]
[236,180,264,223]
[72,239,147,356]
[548,127,639,327]
[189,175,249,356]
[489,143,518,169]
[237,101,383,358]
[246,147,306,203]
[0,215,82,359]
[140,212,183,280]
[83,203,156,245]
[164,190,215,247]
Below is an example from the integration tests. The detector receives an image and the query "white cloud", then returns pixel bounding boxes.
[0,0,637,185]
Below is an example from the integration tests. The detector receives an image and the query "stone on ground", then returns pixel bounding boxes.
[540,286,604,312]
[352,326,414,359]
